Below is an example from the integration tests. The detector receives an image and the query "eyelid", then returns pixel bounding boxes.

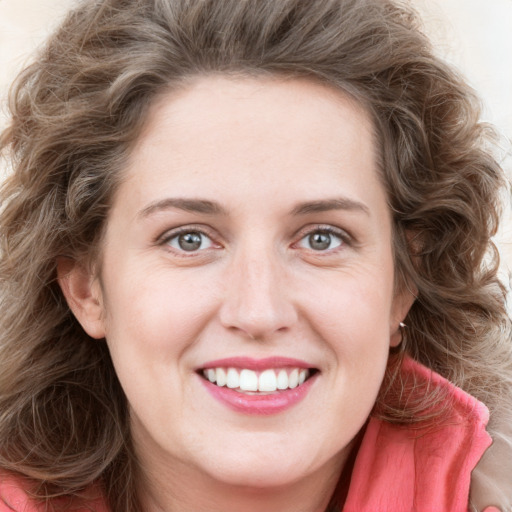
[155,223,353,254]
[293,224,353,250]
[156,224,222,251]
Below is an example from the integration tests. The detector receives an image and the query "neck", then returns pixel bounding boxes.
[138,465,344,512]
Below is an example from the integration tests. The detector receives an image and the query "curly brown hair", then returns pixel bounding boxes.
[1,0,511,510]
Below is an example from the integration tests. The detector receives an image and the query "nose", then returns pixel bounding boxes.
[219,245,298,340]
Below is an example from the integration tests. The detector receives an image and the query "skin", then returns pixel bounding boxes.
[59,76,414,512]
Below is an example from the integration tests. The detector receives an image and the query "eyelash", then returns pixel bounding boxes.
[293,225,352,253]
[158,225,220,257]
[157,224,352,256]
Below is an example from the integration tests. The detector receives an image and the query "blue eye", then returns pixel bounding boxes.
[167,231,214,252]
[298,230,343,251]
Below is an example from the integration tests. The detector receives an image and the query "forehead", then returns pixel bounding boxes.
[136,75,375,154]
[118,75,385,218]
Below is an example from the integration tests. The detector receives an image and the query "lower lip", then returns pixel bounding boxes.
[199,373,318,415]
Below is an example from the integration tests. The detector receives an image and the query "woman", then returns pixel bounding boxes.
[0,0,511,510]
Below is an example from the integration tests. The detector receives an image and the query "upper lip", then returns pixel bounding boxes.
[199,356,315,371]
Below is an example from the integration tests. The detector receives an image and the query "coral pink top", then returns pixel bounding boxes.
[0,358,493,512]
[343,357,492,511]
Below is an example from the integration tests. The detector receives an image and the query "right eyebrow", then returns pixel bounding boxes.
[138,198,228,218]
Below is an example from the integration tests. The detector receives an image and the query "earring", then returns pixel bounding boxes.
[390,321,406,350]
[398,322,406,348]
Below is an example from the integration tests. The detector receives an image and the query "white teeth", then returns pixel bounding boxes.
[276,369,289,390]
[288,369,299,389]
[226,368,240,389]
[202,367,312,392]
[216,368,227,387]
[258,369,277,392]
[239,369,258,391]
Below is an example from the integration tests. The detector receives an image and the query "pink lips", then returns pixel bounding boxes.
[202,356,311,371]
[198,356,318,415]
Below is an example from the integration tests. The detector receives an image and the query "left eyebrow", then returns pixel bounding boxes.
[290,197,370,216]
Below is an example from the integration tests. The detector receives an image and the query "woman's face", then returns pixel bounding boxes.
[63,77,412,491]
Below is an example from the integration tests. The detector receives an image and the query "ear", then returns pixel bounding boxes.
[389,281,417,348]
[57,257,106,339]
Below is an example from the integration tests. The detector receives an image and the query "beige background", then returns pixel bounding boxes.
[1,0,511,275]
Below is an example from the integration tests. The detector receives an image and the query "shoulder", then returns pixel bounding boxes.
[0,474,109,512]
[0,474,37,512]
[470,420,512,512]
[343,357,493,512]
[0,474,32,512]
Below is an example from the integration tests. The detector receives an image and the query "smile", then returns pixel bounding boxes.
[198,357,319,414]
[202,367,311,393]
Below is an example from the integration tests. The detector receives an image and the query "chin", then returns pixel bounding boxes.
[211,465,307,489]
[197,447,315,489]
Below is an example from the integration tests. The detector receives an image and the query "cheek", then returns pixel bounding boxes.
[304,265,395,399]
[308,267,394,336]
[101,265,220,358]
